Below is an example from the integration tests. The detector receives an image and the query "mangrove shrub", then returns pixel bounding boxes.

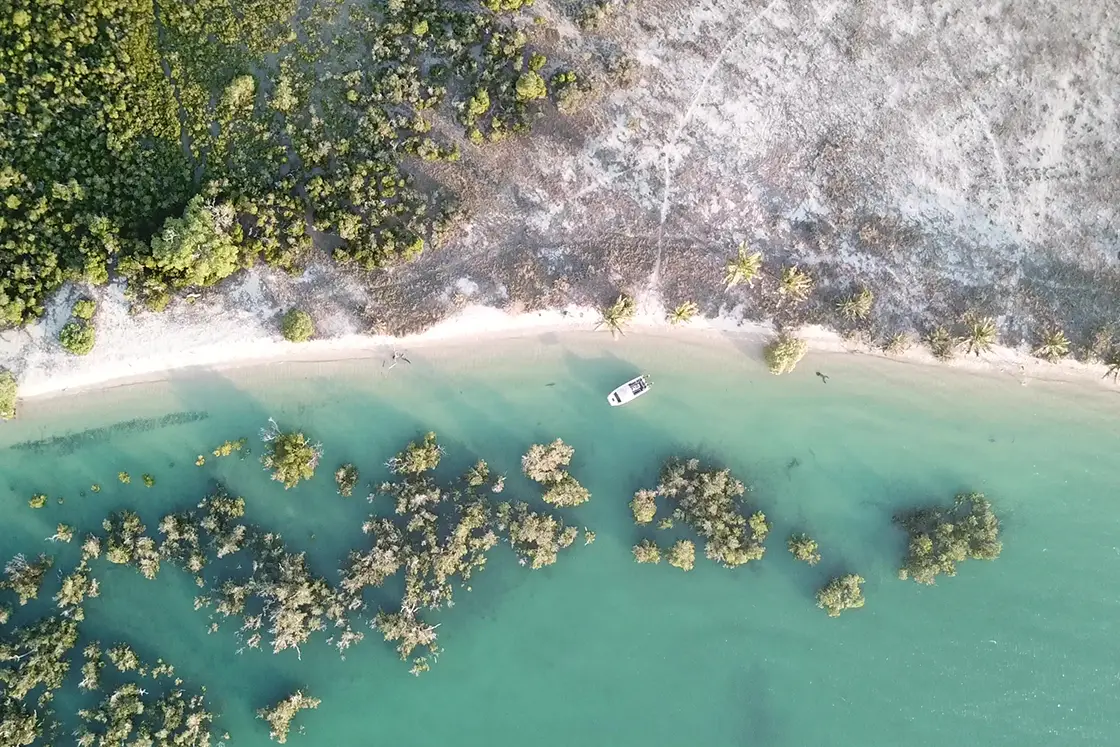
[666,539,696,571]
[260,419,322,488]
[259,691,320,744]
[788,534,821,565]
[896,492,1002,584]
[0,368,15,420]
[817,574,865,617]
[632,540,661,564]
[522,439,590,507]
[652,458,770,568]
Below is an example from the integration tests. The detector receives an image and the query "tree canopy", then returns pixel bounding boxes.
[260,420,322,489]
[522,439,590,507]
[817,574,865,617]
[896,492,1002,584]
[0,0,576,323]
[649,458,770,568]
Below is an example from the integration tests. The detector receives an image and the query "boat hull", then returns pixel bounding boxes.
[607,376,651,406]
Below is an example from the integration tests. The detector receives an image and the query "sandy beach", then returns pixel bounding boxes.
[1,273,1115,404]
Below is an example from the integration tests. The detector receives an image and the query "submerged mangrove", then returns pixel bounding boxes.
[896,492,1002,584]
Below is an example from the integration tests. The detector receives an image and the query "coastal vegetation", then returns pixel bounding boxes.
[816,574,866,617]
[668,301,699,325]
[59,320,97,356]
[764,334,808,375]
[926,325,957,361]
[630,489,658,525]
[73,298,97,321]
[522,439,590,507]
[0,368,15,420]
[335,463,359,497]
[724,244,763,288]
[334,432,582,670]
[633,458,769,568]
[895,492,1002,584]
[1033,328,1070,363]
[788,534,821,565]
[597,294,637,337]
[960,314,997,357]
[0,404,1020,745]
[213,438,248,457]
[260,419,322,488]
[1103,349,1120,382]
[281,309,315,343]
[259,691,321,744]
[777,266,813,303]
[837,288,874,321]
[3,553,54,605]
[0,0,581,326]
[632,540,661,564]
[666,540,696,571]
[883,331,912,355]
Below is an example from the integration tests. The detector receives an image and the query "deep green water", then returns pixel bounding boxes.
[3,331,1119,747]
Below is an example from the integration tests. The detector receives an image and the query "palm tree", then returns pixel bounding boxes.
[836,288,873,321]
[596,294,636,337]
[1033,328,1070,363]
[926,325,956,361]
[883,331,911,355]
[1104,348,1120,382]
[1086,324,1115,362]
[960,315,997,356]
[778,265,813,303]
[667,301,698,325]
[723,245,763,288]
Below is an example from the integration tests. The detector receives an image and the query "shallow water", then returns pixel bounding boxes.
[3,331,1119,747]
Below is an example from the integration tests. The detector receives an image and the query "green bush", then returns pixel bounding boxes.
[788,534,821,565]
[281,309,314,342]
[0,368,16,420]
[629,489,658,525]
[121,195,244,303]
[632,540,661,564]
[72,298,97,320]
[666,539,695,571]
[896,492,1001,584]
[262,427,322,489]
[335,464,359,497]
[515,71,547,102]
[59,321,96,356]
[763,334,807,375]
[817,574,865,617]
[483,0,531,12]
[650,457,769,568]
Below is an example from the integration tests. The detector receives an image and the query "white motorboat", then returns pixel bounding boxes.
[607,375,652,406]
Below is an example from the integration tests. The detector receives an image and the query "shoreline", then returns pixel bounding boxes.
[8,301,1117,403]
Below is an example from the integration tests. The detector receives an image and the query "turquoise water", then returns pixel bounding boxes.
[3,331,1119,746]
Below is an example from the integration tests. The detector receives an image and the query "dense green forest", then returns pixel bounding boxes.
[0,0,578,323]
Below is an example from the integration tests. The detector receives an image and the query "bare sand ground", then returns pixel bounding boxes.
[5,295,1115,402]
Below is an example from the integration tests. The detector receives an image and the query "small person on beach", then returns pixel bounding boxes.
[816,371,829,384]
